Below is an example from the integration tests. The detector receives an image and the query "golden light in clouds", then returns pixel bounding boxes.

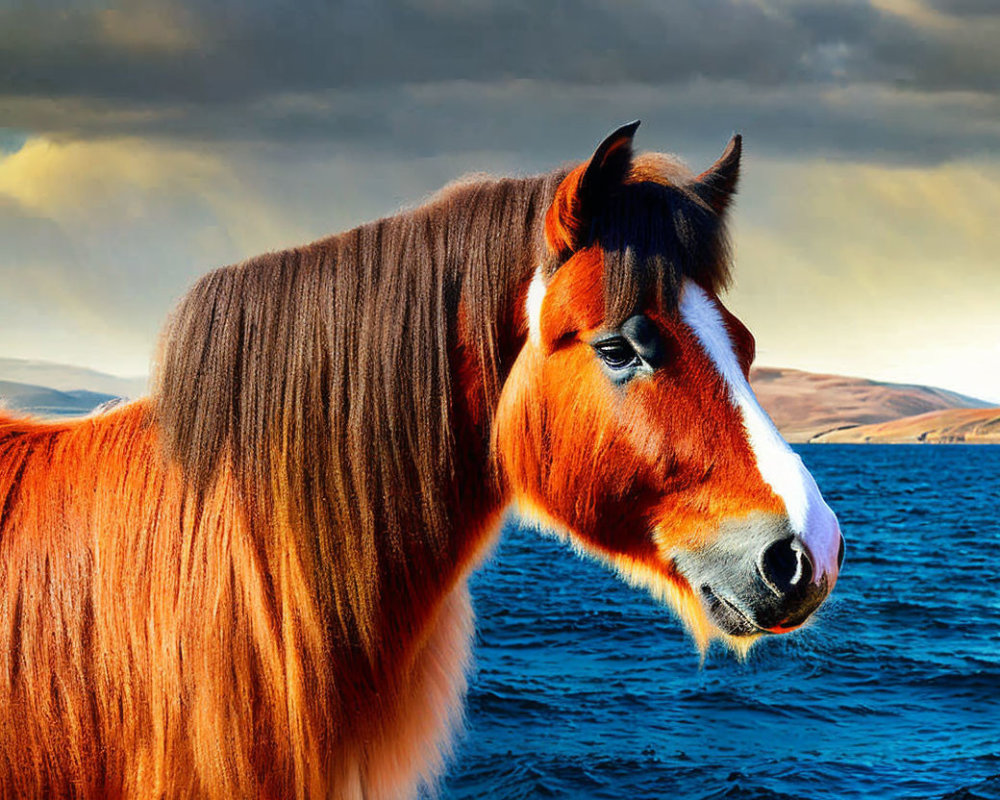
[0,138,222,212]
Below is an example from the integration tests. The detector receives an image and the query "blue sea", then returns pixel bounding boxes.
[440,445,1000,799]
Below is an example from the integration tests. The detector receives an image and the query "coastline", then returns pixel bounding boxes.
[801,407,1000,445]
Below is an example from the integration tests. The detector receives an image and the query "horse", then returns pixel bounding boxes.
[0,121,843,799]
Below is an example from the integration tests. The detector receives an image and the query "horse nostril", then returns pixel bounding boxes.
[759,536,813,595]
[837,535,846,569]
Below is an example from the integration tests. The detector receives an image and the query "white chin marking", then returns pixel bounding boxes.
[678,281,841,580]
[526,266,546,347]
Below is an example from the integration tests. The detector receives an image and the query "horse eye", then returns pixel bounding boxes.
[592,337,638,370]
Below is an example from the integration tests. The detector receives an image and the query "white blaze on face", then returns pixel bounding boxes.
[678,281,842,582]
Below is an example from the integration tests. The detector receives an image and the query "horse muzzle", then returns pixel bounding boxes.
[671,512,844,637]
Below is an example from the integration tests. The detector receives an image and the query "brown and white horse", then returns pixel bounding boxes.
[0,122,842,799]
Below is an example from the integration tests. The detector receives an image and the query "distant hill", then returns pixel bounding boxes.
[0,359,145,418]
[0,358,147,400]
[749,366,993,443]
[811,407,1000,444]
[0,380,121,418]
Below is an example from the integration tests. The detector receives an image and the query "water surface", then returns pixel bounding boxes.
[440,445,1000,799]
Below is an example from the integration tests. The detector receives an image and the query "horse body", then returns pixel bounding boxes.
[0,402,491,798]
[0,124,843,798]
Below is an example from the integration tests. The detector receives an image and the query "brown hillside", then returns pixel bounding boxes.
[749,366,992,443]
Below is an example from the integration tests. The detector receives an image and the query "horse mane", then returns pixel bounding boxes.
[152,171,565,697]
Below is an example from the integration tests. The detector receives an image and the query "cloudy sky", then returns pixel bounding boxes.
[2,0,998,400]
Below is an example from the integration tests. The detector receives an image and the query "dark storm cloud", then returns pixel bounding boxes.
[4,80,994,168]
[0,1,806,101]
[0,0,997,162]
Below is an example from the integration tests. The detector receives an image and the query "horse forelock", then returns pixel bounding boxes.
[528,152,734,346]
[598,171,733,328]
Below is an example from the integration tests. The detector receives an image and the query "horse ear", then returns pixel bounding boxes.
[545,120,640,257]
[691,134,741,215]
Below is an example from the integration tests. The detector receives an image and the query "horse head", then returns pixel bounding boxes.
[495,122,843,653]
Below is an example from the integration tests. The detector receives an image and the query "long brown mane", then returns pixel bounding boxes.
[155,169,565,643]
